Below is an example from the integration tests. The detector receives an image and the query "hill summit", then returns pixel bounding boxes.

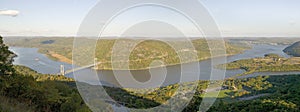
[284,41,300,57]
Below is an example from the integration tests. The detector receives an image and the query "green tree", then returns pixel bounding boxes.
[0,35,16,75]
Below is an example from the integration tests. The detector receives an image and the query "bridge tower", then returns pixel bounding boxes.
[94,58,99,69]
[60,65,65,76]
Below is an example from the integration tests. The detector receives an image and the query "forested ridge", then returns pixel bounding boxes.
[1,36,300,111]
[0,36,91,112]
[284,41,300,57]
[218,53,300,76]
[4,37,247,70]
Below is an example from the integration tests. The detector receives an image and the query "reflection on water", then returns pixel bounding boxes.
[9,44,300,88]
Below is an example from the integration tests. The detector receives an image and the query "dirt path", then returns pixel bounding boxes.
[204,87,222,93]
[238,93,270,101]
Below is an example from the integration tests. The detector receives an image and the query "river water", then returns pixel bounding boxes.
[9,44,300,88]
[10,47,73,74]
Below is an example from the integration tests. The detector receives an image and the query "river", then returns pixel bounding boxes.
[9,44,300,88]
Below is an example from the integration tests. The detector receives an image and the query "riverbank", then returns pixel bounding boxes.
[42,50,245,71]
[7,42,300,111]
[217,53,300,77]
[47,51,72,64]
[4,37,248,70]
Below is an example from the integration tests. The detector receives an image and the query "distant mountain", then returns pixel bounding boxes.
[283,41,300,57]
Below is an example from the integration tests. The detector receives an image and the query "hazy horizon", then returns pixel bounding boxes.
[1,0,300,37]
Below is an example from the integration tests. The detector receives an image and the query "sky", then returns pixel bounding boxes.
[0,0,300,37]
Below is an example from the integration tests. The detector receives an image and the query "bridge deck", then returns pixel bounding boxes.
[60,62,102,75]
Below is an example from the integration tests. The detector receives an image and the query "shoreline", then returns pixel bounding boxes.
[46,51,72,64]
[9,45,248,71]
[46,50,243,71]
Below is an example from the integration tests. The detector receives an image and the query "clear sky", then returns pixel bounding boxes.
[0,0,300,37]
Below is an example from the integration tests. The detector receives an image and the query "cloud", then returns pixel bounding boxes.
[0,10,20,17]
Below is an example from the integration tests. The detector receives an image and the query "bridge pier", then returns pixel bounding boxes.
[58,59,101,75]
[94,58,99,69]
[60,65,65,76]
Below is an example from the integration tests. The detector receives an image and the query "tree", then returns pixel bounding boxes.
[264,53,281,58]
[0,35,16,75]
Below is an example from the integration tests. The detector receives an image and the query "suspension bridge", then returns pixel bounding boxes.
[58,58,100,75]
